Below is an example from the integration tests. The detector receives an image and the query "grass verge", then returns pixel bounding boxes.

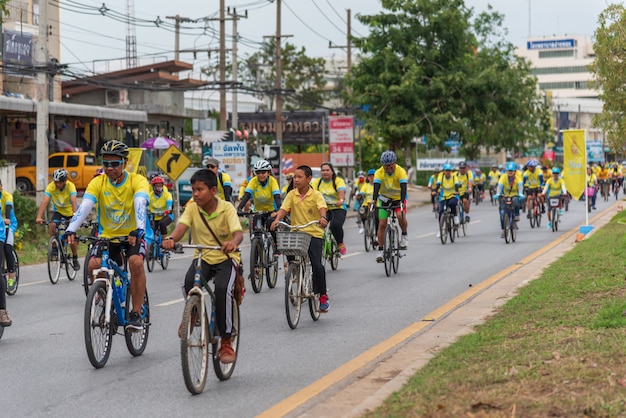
[366,209,626,417]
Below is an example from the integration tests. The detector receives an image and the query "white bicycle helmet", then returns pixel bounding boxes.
[52,168,68,182]
[253,159,272,173]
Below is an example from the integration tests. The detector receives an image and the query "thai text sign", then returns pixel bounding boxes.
[237,111,327,145]
[211,141,247,191]
[329,116,354,167]
[4,30,32,65]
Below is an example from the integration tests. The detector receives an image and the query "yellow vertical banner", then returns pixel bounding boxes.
[127,148,144,174]
[562,129,586,200]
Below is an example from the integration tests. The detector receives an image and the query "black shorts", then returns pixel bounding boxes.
[90,238,147,266]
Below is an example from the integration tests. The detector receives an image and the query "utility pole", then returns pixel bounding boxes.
[35,0,49,205]
[220,0,227,130]
[166,15,194,61]
[329,9,353,81]
[228,8,248,132]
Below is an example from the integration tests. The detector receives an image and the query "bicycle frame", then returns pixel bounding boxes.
[90,239,131,327]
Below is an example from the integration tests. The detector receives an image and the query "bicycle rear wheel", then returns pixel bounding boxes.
[439,215,448,245]
[529,201,536,228]
[330,239,339,271]
[124,288,150,356]
[84,282,113,368]
[83,247,92,296]
[392,228,400,274]
[181,294,209,394]
[285,263,302,329]
[65,246,78,281]
[146,242,155,272]
[265,237,278,289]
[213,300,239,380]
[48,236,62,284]
[449,218,456,243]
[551,209,557,232]
[250,238,264,293]
[160,250,170,270]
[503,213,511,244]
[383,226,392,277]
[511,217,517,242]
[364,225,371,252]
[308,275,320,321]
[6,249,19,296]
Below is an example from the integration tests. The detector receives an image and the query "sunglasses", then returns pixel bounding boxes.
[207,164,217,169]
[103,160,124,168]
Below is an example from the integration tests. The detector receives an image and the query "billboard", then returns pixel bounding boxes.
[329,116,354,167]
[237,111,327,145]
[211,141,247,192]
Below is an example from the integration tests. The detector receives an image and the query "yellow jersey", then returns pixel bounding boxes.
[244,176,281,212]
[312,176,348,210]
[436,172,459,200]
[44,180,77,217]
[373,165,408,201]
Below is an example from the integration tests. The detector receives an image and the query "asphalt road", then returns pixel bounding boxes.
[0,192,610,417]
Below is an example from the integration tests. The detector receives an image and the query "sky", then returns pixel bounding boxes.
[55,0,611,77]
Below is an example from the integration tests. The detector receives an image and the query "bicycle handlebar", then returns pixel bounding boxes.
[275,220,319,231]
[77,235,129,244]
[175,243,240,253]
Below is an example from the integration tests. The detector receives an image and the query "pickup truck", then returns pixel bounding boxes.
[15,152,101,192]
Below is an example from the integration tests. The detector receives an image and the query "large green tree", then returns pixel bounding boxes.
[589,4,626,153]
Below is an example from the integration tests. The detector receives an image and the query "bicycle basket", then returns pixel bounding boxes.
[276,231,311,256]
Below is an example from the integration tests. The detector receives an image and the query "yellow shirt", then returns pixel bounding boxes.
[487,170,500,185]
[245,176,281,212]
[497,173,523,197]
[148,188,173,220]
[44,180,77,217]
[359,182,374,204]
[373,165,408,201]
[280,187,327,239]
[597,168,609,180]
[456,170,474,194]
[179,200,242,265]
[83,172,150,238]
[436,172,459,200]
[523,169,543,189]
[587,173,598,187]
[542,177,567,198]
[238,178,249,200]
[312,176,347,210]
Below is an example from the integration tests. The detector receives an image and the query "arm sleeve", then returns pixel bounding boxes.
[400,183,407,202]
[273,194,282,210]
[224,185,233,202]
[67,198,96,233]
[134,195,148,231]
[237,192,252,210]
[372,183,380,202]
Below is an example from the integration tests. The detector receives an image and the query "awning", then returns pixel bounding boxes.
[0,96,148,122]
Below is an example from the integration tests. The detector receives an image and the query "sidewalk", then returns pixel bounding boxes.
[285,196,621,418]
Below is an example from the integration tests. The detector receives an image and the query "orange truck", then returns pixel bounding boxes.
[15,152,100,193]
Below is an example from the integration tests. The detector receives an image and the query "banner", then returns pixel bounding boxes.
[127,148,143,174]
[329,116,354,167]
[563,129,586,200]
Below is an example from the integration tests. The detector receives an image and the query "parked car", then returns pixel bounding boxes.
[177,167,201,206]
[15,152,100,193]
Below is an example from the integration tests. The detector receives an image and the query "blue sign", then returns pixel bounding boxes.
[527,39,575,50]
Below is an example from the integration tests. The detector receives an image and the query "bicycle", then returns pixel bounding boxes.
[362,204,377,252]
[3,245,19,296]
[548,195,564,232]
[586,186,595,213]
[276,220,321,329]
[613,178,621,200]
[600,179,609,202]
[82,220,99,296]
[379,202,405,276]
[457,198,467,238]
[177,244,241,394]
[499,196,519,244]
[322,220,340,271]
[489,184,497,207]
[45,218,78,284]
[146,212,170,273]
[240,211,278,293]
[438,199,457,245]
[473,186,483,205]
[79,235,150,369]
[527,190,542,228]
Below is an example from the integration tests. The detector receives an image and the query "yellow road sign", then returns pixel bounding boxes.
[156,145,192,181]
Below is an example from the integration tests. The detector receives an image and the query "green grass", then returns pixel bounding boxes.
[365,209,626,417]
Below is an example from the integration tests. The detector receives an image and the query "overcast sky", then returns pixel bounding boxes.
[56,0,610,75]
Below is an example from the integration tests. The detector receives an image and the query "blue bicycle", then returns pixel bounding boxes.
[146,212,170,272]
[79,235,150,369]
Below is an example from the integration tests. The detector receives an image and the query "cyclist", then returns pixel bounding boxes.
[148,176,174,236]
[427,168,440,212]
[237,159,281,257]
[203,156,234,203]
[597,163,610,197]
[523,160,545,216]
[586,165,598,210]
[35,168,80,271]
[474,168,486,202]
[162,169,243,364]
[352,171,366,211]
[456,161,474,223]
[0,182,9,326]
[609,163,623,196]
[281,173,294,198]
[312,162,348,255]
[271,165,330,312]
[66,140,150,331]
[372,150,409,262]
[0,180,18,295]
[494,162,524,238]
[355,169,375,235]
[487,164,500,198]
[541,167,568,230]
[433,163,460,237]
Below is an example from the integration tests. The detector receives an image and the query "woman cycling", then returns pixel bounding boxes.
[312,162,348,255]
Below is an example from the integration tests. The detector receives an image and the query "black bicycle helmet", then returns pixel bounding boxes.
[100,140,129,158]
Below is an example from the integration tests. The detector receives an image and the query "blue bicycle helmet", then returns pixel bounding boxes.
[527,159,539,168]
[552,167,560,174]
[443,163,453,170]
[506,162,517,171]
[367,169,375,176]
[380,150,397,165]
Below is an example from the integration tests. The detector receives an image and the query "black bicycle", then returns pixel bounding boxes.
[379,202,404,276]
[146,212,170,273]
[362,204,377,252]
[438,199,457,245]
[240,211,278,293]
[499,196,518,244]
[44,219,78,284]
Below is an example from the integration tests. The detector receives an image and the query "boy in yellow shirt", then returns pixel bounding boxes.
[163,169,243,364]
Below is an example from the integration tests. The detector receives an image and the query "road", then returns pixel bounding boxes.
[0,194,609,417]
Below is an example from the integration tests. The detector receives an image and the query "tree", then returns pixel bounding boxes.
[589,4,626,153]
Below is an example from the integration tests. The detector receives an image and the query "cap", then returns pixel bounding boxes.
[205,158,219,167]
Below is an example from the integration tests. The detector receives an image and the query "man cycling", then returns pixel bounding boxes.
[0,180,18,297]
[487,164,500,199]
[522,160,545,216]
[36,168,80,270]
[541,167,567,230]
[66,140,150,331]
[433,163,460,237]
[427,168,440,212]
[372,150,408,262]
[494,162,524,238]
[456,161,474,223]
[473,168,486,203]
[355,169,375,235]
[204,157,234,203]
[148,175,174,236]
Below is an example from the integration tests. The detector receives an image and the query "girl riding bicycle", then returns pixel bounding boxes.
[312,162,348,255]
[163,169,243,364]
[271,165,330,312]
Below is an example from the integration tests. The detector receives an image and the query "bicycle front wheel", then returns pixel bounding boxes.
[146,242,155,272]
[265,237,278,289]
[383,226,392,277]
[392,228,400,274]
[181,294,209,394]
[511,218,517,242]
[330,239,339,271]
[48,236,62,284]
[6,249,19,296]
[285,263,302,329]
[439,215,448,245]
[82,247,92,297]
[551,209,557,232]
[250,238,264,293]
[124,288,150,356]
[160,250,170,270]
[503,213,511,244]
[65,245,78,281]
[364,224,371,252]
[84,282,113,368]
[213,300,240,381]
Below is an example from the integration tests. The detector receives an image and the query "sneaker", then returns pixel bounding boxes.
[547,222,552,229]
[558,209,563,216]
[500,231,505,238]
[592,206,596,210]
[513,215,520,222]
[527,212,531,219]
[338,243,347,255]
[465,215,470,223]
[7,277,15,291]
[541,206,546,213]
[399,235,408,249]
[358,227,364,235]
[0,309,12,326]
[219,338,236,364]
[436,231,441,238]
[319,294,330,312]
[72,257,80,271]
[376,250,384,263]
[453,216,459,225]
[126,311,143,331]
